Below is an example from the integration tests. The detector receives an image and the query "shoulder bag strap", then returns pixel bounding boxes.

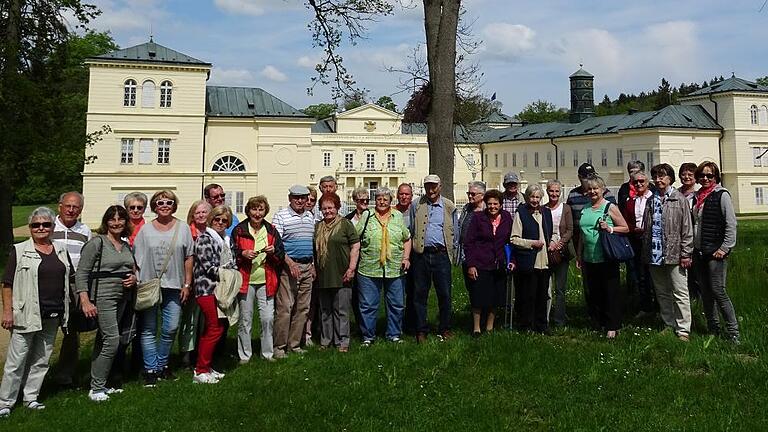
[91,237,104,301]
[157,221,181,279]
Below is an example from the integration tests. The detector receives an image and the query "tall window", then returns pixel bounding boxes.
[586,149,593,164]
[344,152,354,170]
[751,105,759,125]
[408,152,416,168]
[139,139,153,164]
[366,152,376,170]
[534,152,539,168]
[494,153,499,168]
[572,150,578,167]
[547,151,553,168]
[601,149,608,167]
[646,151,654,168]
[225,191,246,214]
[484,154,488,168]
[756,187,765,205]
[560,150,565,167]
[630,151,638,162]
[142,80,155,108]
[616,148,624,166]
[503,153,508,167]
[761,106,768,125]
[124,79,137,106]
[323,151,331,167]
[387,153,396,170]
[212,155,245,171]
[512,153,517,167]
[157,139,170,164]
[522,153,528,168]
[120,138,134,164]
[160,80,172,108]
[753,147,766,167]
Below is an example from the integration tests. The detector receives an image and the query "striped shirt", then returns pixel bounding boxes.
[272,206,315,259]
[52,216,92,270]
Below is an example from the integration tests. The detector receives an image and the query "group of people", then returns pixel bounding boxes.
[0,160,741,416]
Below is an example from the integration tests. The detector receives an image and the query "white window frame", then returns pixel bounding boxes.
[344,152,354,170]
[761,106,768,125]
[522,153,528,168]
[494,153,499,168]
[617,148,624,167]
[646,151,654,168]
[547,151,553,168]
[139,139,153,165]
[235,191,245,214]
[630,151,638,162]
[120,138,134,164]
[753,147,764,167]
[386,153,396,170]
[572,150,578,167]
[124,79,136,107]
[323,151,331,168]
[560,150,565,167]
[157,139,171,164]
[601,149,608,167]
[366,152,376,170]
[502,152,508,167]
[212,155,246,172]
[756,187,765,205]
[160,80,172,108]
[751,105,759,125]
[142,80,156,108]
[586,149,593,164]
[408,152,416,168]
[534,152,539,168]
[512,153,517,167]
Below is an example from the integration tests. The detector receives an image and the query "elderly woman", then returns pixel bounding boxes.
[692,161,739,344]
[511,184,554,334]
[577,176,630,339]
[464,189,513,336]
[545,179,574,327]
[232,196,284,363]
[124,192,148,247]
[307,186,318,214]
[346,186,371,226]
[678,162,700,301]
[134,190,194,387]
[192,205,236,383]
[641,164,693,341]
[1,208,72,416]
[457,181,485,291]
[76,206,137,401]
[623,170,656,317]
[356,187,412,345]
[178,200,211,367]
[314,193,360,351]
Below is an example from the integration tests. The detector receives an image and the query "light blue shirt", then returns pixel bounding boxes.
[424,198,446,248]
[225,213,240,237]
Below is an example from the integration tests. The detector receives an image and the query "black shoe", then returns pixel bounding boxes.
[143,371,158,388]
[471,331,481,339]
[160,367,178,381]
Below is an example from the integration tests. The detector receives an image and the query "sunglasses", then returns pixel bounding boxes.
[632,179,647,184]
[209,193,226,200]
[466,192,482,197]
[697,173,716,180]
[356,198,369,203]
[30,222,53,229]
[129,205,144,211]
[213,217,229,224]
[156,199,175,207]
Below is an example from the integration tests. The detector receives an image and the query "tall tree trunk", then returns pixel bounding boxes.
[0,0,23,252]
[423,0,459,201]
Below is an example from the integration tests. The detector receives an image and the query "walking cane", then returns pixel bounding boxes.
[504,244,515,329]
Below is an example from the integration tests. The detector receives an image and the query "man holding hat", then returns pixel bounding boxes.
[502,171,525,216]
[272,185,316,358]
[409,174,459,343]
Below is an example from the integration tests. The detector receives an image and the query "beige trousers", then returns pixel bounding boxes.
[649,264,692,336]
[273,264,314,353]
[0,318,59,408]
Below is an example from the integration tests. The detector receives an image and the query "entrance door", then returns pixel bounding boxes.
[368,181,378,201]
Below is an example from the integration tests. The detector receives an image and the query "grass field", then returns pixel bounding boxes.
[1,219,767,430]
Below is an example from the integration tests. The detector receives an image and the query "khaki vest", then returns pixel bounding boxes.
[411,196,457,264]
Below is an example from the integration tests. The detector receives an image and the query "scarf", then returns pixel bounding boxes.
[315,215,342,269]
[628,181,637,199]
[374,208,393,266]
[695,183,717,210]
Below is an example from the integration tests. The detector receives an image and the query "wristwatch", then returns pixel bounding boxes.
[183,283,191,289]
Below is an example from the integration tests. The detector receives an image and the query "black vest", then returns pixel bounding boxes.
[515,204,553,272]
[696,189,727,256]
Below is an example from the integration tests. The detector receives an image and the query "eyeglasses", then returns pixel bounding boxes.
[290,195,308,200]
[208,193,225,200]
[129,205,145,211]
[213,217,229,224]
[356,198,369,204]
[632,179,647,185]
[156,199,175,207]
[30,222,53,229]
[466,192,483,197]
[697,173,716,180]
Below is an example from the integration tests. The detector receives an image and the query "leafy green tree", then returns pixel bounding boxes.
[654,78,672,110]
[517,100,568,124]
[375,95,397,112]
[757,76,768,86]
[302,103,338,119]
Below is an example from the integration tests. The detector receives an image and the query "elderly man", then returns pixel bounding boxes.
[52,191,91,387]
[395,183,416,333]
[409,175,458,343]
[204,183,239,236]
[272,185,316,358]
[316,176,348,221]
[501,172,525,216]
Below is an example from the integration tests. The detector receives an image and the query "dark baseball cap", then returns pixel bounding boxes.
[578,163,597,178]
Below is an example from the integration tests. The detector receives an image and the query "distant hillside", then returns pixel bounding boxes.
[595,76,726,116]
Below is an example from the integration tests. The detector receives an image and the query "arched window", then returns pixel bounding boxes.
[160,80,172,108]
[760,105,768,125]
[751,105,759,125]
[142,80,155,108]
[212,155,246,172]
[124,79,136,106]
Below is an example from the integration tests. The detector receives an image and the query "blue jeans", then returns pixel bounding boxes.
[138,289,182,372]
[411,250,453,333]
[357,274,405,341]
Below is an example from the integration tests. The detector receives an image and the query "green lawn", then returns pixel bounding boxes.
[2,222,767,430]
[12,203,57,229]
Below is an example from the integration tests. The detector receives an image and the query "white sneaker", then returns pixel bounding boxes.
[25,401,45,410]
[192,372,219,384]
[88,391,110,402]
[210,369,225,380]
[0,407,10,418]
[105,388,124,395]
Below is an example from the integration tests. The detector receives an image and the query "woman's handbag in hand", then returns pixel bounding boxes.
[135,222,180,311]
[597,202,634,262]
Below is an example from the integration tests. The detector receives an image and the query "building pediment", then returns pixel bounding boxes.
[334,103,402,135]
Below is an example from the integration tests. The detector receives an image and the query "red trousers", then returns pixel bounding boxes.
[195,295,226,374]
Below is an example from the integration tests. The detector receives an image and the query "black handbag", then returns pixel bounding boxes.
[597,203,635,262]
[72,238,103,332]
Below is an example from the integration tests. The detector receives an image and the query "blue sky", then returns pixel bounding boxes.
[87,0,768,115]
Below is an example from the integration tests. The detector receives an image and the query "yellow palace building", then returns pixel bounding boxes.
[81,40,768,225]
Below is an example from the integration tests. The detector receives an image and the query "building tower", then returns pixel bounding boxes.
[569,65,594,123]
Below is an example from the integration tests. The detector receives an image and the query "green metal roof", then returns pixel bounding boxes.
[206,86,309,118]
[570,67,593,78]
[474,112,520,124]
[90,39,211,66]
[687,75,768,96]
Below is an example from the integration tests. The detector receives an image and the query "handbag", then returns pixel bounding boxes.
[597,202,635,262]
[135,222,180,311]
[72,237,103,332]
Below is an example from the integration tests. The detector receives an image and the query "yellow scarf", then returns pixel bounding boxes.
[374,209,392,266]
[315,215,342,269]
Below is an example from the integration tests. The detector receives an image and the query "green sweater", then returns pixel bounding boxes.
[75,235,135,299]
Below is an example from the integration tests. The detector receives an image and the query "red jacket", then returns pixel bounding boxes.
[231,220,285,296]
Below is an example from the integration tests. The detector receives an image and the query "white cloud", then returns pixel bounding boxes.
[640,21,699,80]
[90,0,167,32]
[209,68,255,86]
[548,29,624,84]
[260,65,288,82]
[213,0,297,16]
[479,23,536,62]
[297,55,320,69]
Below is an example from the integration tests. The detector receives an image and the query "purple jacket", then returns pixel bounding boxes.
[464,210,513,271]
